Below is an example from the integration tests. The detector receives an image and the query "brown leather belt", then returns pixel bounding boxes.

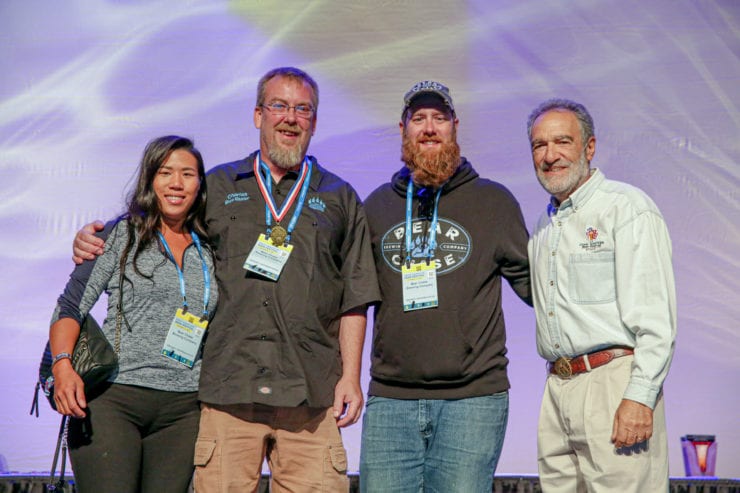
[548,347,634,378]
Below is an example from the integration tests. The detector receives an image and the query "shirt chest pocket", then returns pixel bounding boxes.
[568,251,615,304]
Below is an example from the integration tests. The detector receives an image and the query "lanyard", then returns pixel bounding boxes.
[253,154,313,244]
[157,230,211,318]
[405,180,443,266]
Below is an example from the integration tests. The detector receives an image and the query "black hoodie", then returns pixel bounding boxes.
[364,159,531,399]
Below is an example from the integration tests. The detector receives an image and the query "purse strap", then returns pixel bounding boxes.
[114,234,129,355]
[114,264,123,354]
[47,416,68,491]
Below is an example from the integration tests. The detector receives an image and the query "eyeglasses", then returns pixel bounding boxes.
[261,102,315,119]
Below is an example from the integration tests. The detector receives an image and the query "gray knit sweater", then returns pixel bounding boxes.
[51,219,218,392]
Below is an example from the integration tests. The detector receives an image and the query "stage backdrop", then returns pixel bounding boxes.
[1,0,738,478]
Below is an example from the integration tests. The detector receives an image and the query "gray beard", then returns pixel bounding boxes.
[537,152,590,200]
[269,145,305,170]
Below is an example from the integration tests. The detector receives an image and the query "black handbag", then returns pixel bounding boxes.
[30,260,125,416]
[31,314,119,413]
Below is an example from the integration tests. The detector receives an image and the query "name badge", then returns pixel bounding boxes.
[161,308,208,368]
[402,261,439,311]
[243,233,294,281]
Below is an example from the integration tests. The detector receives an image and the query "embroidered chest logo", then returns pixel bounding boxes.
[307,196,326,212]
[224,192,250,205]
[380,217,472,275]
[580,226,605,251]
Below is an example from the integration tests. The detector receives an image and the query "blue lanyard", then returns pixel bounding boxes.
[256,154,313,245]
[157,230,211,319]
[405,180,443,266]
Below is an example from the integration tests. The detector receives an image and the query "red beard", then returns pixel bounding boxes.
[401,134,461,188]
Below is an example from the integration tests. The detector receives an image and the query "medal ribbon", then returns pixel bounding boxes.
[253,154,313,244]
[405,179,443,266]
[157,230,212,318]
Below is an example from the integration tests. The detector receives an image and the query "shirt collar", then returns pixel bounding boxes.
[234,151,323,192]
[548,168,604,216]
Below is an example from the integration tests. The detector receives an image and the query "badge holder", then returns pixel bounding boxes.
[402,260,438,311]
[162,308,208,368]
[244,234,294,281]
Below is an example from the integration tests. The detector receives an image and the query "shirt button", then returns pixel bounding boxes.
[262,299,270,306]
[551,251,556,256]
[555,344,560,349]
[260,334,267,340]
[257,367,266,374]
[548,311,554,317]
[557,221,561,227]
[230,216,236,221]
[549,280,554,286]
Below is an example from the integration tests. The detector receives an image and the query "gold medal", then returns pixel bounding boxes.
[270,225,287,246]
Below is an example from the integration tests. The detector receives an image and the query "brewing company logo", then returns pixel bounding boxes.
[380,218,472,275]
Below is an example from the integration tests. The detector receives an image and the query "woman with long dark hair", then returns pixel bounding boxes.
[49,135,218,493]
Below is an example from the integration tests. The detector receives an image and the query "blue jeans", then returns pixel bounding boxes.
[359,393,509,493]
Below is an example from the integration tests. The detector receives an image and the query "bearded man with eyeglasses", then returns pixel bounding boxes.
[72,67,380,493]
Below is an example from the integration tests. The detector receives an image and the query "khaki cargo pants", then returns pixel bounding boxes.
[194,403,349,493]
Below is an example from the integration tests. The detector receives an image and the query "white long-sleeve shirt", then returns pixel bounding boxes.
[528,169,676,409]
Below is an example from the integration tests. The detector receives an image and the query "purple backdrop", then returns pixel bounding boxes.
[1,0,738,478]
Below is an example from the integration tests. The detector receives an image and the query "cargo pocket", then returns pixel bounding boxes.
[194,437,217,467]
[327,444,347,473]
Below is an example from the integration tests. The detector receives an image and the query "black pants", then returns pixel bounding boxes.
[68,383,199,493]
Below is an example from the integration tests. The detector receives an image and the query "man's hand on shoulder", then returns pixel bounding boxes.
[72,220,105,264]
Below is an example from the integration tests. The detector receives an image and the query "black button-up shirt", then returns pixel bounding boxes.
[198,152,380,407]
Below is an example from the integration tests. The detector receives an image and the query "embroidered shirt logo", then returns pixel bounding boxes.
[307,196,326,212]
[580,226,605,251]
[225,192,250,205]
[380,217,472,275]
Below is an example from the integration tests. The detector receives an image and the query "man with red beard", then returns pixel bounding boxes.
[527,99,675,492]
[72,67,380,493]
[360,81,532,492]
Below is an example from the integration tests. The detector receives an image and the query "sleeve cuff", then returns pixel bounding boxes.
[623,379,661,409]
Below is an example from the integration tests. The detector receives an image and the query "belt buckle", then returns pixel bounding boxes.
[553,357,573,378]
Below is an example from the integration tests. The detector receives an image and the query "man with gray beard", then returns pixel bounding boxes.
[526,99,675,492]
[360,81,532,492]
[72,67,380,493]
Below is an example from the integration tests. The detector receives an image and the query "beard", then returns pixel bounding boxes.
[269,145,305,170]
[535,150,591,201]
[402,132,461,188]
[266,123,311,170]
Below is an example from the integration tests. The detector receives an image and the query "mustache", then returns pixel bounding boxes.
[541,159,572,170]
[415,136,442,144]
[275,123,301,133]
